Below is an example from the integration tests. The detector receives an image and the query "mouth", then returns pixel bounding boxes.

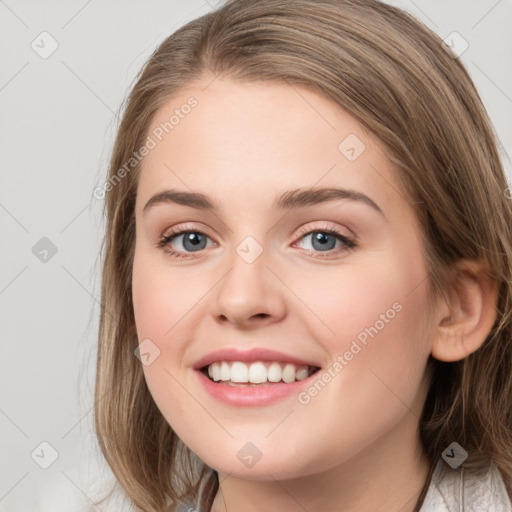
[199,361,321,386]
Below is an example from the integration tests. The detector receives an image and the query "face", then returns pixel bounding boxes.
[132,76,434,479]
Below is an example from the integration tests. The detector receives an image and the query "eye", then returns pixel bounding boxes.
[293,225,357,257]
[157,223,357,260]
[158,226,216,259]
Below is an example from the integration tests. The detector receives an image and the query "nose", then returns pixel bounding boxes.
[209,245,287,329]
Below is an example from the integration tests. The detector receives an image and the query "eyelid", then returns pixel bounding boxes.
[159,222,350,244]
[158,221,357,259]
[294,221,355,241]
[158,223,217,247]
[160,222,215,240]
[291,222,357,256]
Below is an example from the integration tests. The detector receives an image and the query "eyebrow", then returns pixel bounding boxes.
[142,187,384,217]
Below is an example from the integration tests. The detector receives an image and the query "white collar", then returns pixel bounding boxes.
[420,459,512,511]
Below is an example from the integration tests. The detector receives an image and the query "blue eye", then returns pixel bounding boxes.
[294,228,356,257]
[158,226,356,260]
[158,230,214,258]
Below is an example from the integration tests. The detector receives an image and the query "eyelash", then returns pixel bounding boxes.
[157,224,357,260]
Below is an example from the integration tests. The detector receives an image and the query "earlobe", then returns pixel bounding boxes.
[431,259,498,362]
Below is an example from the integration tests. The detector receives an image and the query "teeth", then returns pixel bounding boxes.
[282,363,296,383]
[220,361,230,381]
[248,361,267,383]
[206,361,316,384]
[231,361,249,383]
[267,362,282,382]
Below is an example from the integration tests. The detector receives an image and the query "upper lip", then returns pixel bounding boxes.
[193,348,322,370]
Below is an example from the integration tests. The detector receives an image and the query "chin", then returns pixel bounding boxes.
[193,440,321,481]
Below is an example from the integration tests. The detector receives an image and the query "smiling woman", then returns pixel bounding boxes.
[93,1,512,511]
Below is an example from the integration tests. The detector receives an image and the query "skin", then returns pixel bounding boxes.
[131,76,498,512]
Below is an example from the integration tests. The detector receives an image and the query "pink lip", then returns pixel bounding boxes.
[192,347,321,370]
[195,368,320,407]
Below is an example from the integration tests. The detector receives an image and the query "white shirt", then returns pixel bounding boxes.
[420,459,512,511]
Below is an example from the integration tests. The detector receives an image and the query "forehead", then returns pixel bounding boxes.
[135,77,408,218]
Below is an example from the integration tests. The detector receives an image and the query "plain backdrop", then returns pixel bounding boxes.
[1,0,511,510]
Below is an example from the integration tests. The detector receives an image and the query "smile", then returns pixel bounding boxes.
[203,360,319,385]
[195,363,321,407]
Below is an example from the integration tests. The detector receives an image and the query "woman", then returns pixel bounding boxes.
[93,0,512,510]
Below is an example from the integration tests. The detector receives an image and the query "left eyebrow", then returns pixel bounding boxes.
[142,186,385,218]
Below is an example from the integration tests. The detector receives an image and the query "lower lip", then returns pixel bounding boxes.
[195,369,319,407]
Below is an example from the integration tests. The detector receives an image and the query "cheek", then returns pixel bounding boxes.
[293,250,427,356]
[292,245,431,414]
[255,260,431,473]
[132,251,202,346]
[131,250,210,423]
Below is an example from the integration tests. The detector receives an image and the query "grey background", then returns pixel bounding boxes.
[1,0,511,510]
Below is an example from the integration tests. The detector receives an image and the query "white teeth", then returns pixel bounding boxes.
[248,362,267,383]
[282,363,296,383]
[220,361,230,381]
[267,362,282,382]
[206,361,316,384]
[212,363,220,382]
[231,361,249,383]
[295,366,309,381]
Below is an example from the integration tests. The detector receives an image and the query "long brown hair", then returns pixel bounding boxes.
[93,0,512,510]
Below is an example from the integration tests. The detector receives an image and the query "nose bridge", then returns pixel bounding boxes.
[211,235,286,325]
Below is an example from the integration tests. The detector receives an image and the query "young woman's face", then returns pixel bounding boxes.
[132,76,434,479]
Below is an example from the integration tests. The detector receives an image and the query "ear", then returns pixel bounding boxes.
[431,259,499,362]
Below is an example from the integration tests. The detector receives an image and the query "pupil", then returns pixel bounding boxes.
[184,233,205,251]
[313,232,335,251]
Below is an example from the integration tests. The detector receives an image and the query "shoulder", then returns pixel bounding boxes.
[420,459,512,511]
